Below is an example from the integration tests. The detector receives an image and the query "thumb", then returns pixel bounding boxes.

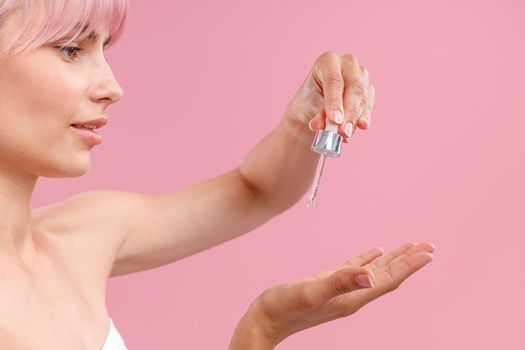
[308,111,326,131]
[317,267,375,302]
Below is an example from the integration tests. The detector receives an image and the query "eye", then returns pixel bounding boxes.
[57,45,83,60]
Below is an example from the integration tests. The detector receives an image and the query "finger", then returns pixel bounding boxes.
[384,251,434,285]
[340,69,368,139]
[404,242,435,255]
[369,242,417,268]
[395,242,435,258]
[315,52,345,126]
[311,266,376,306]
[356,103,371,130]
[266,266,374,315]
[314,247,384,280]
[331,251,433,310]
[385,242,435,268]
[342,122,354,143]
[340,79,367,140]
[341,247,385,268]
[308,110,326,131]
[357,84,375,130]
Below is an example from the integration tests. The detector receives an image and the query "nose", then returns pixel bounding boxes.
[88,57,124,106]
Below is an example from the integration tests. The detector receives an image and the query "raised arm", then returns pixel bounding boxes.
[33,51,374,277]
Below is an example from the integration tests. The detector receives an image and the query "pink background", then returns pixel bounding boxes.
[31,0,525,349]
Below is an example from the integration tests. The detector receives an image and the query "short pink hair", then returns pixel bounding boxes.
[0,0,129,58]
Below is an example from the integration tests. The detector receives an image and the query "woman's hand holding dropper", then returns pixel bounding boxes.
[284,51,375,142]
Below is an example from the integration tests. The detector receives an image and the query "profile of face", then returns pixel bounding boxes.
[0,1,126,179]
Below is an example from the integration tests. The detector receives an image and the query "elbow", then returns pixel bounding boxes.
[236,168,298,217]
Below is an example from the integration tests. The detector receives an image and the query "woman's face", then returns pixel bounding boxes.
[0,11,123,179]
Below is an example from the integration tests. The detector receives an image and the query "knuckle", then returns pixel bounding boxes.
[320,50,339,60]
[342,53,358,64]
[383,266,401,292]
[349,79,367,97]
[359,66,370,84]
[315,51,339,66]
[343,259,355,267]
[341,60,357,73]
[326,75,345,89]
[360,97,368,110]
[332,275,351,295]
[387,281,401,293]
[363,103,371,115]
[347,105,362,119]
[296,285,318,309]
[394,280,402,290]
[341,303,358,316]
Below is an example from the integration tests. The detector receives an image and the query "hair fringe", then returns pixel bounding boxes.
[0,0,129,59]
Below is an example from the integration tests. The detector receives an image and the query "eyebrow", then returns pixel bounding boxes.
[76,24,112,46]
[87,31,112,47]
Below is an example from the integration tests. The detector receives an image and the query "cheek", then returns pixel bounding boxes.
[0,51,85,126]
[0,53,88,164]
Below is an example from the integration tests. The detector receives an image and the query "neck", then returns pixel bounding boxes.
[0,165,39,260]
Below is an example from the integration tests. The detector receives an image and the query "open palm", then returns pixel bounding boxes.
[246,242,434,347]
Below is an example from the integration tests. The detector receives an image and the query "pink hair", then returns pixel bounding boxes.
[0,0,129,58]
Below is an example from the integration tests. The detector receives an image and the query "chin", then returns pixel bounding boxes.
[39,153,92,178]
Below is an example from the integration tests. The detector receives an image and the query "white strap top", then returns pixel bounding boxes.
[101,318,128,350]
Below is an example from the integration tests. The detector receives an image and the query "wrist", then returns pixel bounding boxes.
[282,107,317,147]
[229,304,280,350]
[228,326,276,350]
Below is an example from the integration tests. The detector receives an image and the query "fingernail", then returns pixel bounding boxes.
[355,274,374,288]
[333,109,343,124]
[358,117,369,129]
[343,123,353,137]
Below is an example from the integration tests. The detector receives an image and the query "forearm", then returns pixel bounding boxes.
[239,112,320,214]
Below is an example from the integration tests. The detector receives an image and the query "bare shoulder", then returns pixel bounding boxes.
[31,190,149,281]
[29,169,264,281]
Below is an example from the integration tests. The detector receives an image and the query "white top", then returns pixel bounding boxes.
[101,318,128,350]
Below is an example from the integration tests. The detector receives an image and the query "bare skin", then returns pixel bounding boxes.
[0,212,118,349]
[229,243,434,349]
[0,5,434,350]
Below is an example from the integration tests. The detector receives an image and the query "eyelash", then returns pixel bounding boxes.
[57,45,83,60]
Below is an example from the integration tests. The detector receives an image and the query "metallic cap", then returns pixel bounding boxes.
[311,129,343,157]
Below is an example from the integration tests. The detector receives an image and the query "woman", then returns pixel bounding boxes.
[0,0,435,349]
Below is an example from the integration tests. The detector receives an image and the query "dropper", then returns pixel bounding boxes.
[307,116,345,207]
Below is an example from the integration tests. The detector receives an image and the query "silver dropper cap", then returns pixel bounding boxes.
[311,129,343,157]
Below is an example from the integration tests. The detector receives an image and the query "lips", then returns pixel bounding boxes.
[72,124,97,132]
[70,117,108,130]
[69,117,107,146]
[70,124,103,145]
